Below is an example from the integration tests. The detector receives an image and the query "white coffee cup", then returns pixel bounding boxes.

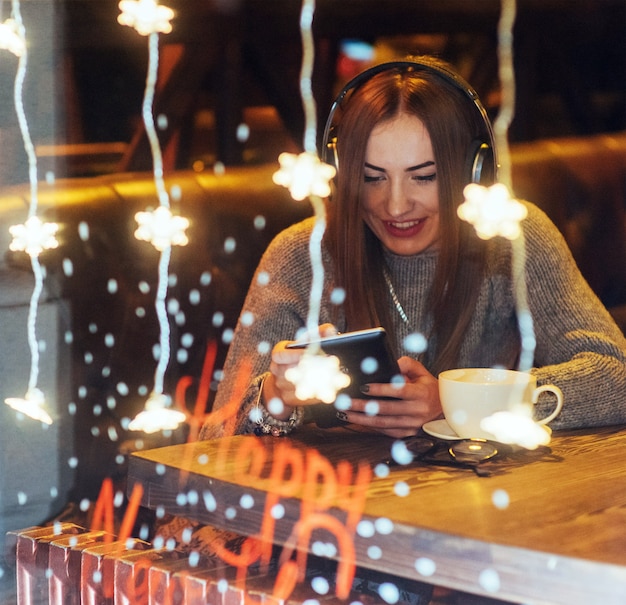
[438,368,563,440]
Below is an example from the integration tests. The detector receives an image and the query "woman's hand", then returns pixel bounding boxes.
[263,324,339,419]
[337,356,443,438]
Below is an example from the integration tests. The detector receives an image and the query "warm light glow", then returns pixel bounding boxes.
[9,215,59,257]
[128,392,186,433]
[480,406,551,449]
[0,17,25,56]
[272,152,336,201]
[118,0,174,36]
[458,183,527,240]
[285,352,351,403]
[134,206,189,251]
[5,387,53,425]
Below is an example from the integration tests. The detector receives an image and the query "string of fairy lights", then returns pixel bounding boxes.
[2,0,57,425]
[272,0,350,404]
[116,0,189,433]
[1,0,546,448]
[456,0,545,447]
[457,0,536,378]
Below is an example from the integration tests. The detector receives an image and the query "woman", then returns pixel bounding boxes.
[200,57,626,441]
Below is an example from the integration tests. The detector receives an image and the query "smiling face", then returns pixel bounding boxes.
[361,113,440,256]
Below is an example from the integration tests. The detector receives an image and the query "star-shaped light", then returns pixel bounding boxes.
[458,183,528,240]
[272,152,336,201]
[480,405,551,450]
[285,352,351,403]
[0,18,25,57]
[134,206,189,251]
[9,216,59,258]
[118,0,174,36]
[5,388,53,425]
[128,392,186,433]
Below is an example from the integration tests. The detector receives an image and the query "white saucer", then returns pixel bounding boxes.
[422,419,553,444]
[422,419,462,441]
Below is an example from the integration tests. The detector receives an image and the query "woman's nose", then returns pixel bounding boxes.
[386,179,414,217]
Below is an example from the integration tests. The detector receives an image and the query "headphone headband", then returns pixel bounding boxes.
[322,58,497,185]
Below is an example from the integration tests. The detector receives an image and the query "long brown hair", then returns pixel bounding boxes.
[324,58,492,374]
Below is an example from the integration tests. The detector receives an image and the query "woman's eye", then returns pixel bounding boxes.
[364,174,384,183]
[413,173,437,183]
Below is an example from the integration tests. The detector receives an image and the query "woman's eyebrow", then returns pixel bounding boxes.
[407,161,435,171]
[363,161,435,172]
[364,162,385,171]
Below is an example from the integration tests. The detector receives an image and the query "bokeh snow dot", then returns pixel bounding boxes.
[492,489,510,509]
[415,557,436,577]
[479,568,501,593]
[378,582,400,604]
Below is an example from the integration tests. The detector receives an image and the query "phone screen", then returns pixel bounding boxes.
[287,327,400,399]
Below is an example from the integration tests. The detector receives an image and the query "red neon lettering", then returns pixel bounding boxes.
[118,483,144,544]
[337,460,373,532]
[126,557,152,604]
[212,536,262,587]
[91,478,115,541]
[233,436,267,485]
[272,559,299,601]
[296,513,356,600]
[174,359,253,491]
[300,449,338,519]
[257,491,282,567]
[269,441,305,497]
[176,340,217,443]
[157,569,187,605]
[257,441,305,565]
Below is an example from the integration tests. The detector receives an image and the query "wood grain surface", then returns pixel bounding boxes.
[128,424,626,604]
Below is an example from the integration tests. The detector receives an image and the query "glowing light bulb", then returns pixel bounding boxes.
[9,215,59,257]
[134,206,189,251]
[128,392,186,433]
[285,352,350,403]
[480,406,551,450]
[0,18,25,56]
[272,152,336,201]
[458,183,527,240]
[5,387,53,425]
[118,0,174,36]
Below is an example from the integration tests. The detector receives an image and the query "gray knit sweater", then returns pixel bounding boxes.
[200,202,626,438]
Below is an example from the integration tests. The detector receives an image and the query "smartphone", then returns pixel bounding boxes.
[286,328,401,427]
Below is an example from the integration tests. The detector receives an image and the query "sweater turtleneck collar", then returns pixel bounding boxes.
[383,247,439,283]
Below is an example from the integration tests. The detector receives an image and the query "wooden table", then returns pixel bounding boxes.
[128,424,626,604]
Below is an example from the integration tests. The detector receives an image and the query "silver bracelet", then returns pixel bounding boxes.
[253,375,303,436]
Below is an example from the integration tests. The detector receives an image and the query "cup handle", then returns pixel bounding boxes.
[532,384,563,425]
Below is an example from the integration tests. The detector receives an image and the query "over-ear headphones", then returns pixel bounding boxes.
[322,57,497,186]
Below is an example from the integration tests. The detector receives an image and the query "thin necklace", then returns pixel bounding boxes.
[383,267,410,327]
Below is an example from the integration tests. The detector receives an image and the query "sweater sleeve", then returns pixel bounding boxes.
[521,203,626,429]
[199,219,318,439]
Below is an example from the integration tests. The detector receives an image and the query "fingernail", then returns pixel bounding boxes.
[360,384,370,394]
[336,411,348,421]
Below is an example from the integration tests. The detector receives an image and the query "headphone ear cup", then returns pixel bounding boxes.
[466,139,495,185]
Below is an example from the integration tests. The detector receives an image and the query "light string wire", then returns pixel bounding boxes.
[299,0,325,347]
[494,0,536,371]
[12,0,44,395]
[144,30,172,396]
[144,30,169,209]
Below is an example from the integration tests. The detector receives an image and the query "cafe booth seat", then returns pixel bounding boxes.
[0,164,311,564]
[0,131,625,549]
[510,131,626,320]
